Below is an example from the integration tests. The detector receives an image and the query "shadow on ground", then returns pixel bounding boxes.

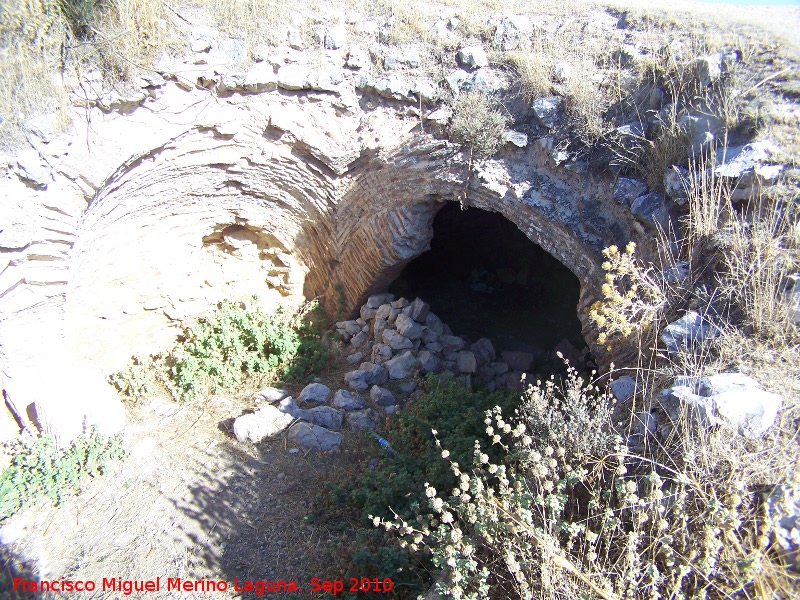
[0,546,40,600]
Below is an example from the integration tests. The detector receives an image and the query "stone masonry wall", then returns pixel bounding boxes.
[0,60,648,437]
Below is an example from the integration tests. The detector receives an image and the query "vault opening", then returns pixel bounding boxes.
[388,203,588,373]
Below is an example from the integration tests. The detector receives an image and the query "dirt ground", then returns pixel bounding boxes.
[0,357,386,600]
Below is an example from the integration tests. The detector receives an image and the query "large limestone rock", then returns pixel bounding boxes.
[331,389,367,411]
[658,373,782,439]
[493,15,533,51]
[395,313,423,340]
[293,406,344,430]
[385,351,419,380]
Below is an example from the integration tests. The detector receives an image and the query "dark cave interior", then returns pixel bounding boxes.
[388,203,587,372]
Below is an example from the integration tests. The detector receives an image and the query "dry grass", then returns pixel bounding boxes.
[718,196,800,341]
[498,50,552,104]
[2,0,794,160]
[209,0,290,41]
[0,0,68,149]
[679,151,800,343]
[373,0,431,46]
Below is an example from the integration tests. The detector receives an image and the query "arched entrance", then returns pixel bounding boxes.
[388,203,586,369]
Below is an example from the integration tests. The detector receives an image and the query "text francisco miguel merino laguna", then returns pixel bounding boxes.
[13,576,301,595]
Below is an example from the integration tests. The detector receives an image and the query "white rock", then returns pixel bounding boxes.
[351,331,368,347]
[366,293,393,309]
[233,405,293,442]
[370,385,396,407]
[426,106,452,125]
[324,25,347,50]
[660,373,782,439]
[382,328,414,351]
[457,46,488,70]
[384,47,422,70]
[344,369,370,391]
[417,350,441,373]
[695,53,722,87]
[786,274,800,325]
[502,130,528,148]
[251,387,290,403]
[659,261,690,284]
[346,352,364,365]
[286,26,304,49]
[97,90,146,112]
[493,15,532,51]
[663,166,689,203]
[346,44,370,69]
[395,313,423,340]
[764,485,800,571]
[15,149,52,188]
[293,405,343,430]
[345,409,378,432]
[215,37,247,64]
[404,297,430,322]
[278,397,299,415]
[244,62,278,92]
[456,350,477,374]
[359,362,389,386]
[445,69,470,94]
[441,335,466,353]
[190,27,217,53]
[332,389,367,411]
[714,141,780,179]
[531,96,562,130]
[425,312,444,334]
[277,65,310,90]
[552,61,575,83]
[23,113,56,143]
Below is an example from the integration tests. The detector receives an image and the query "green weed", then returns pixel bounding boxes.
[0,432,126,521]
[111,298,327,402]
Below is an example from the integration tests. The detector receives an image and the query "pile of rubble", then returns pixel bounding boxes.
[232,292,583,452]
[232,383,383,452]
[336,292,571,392]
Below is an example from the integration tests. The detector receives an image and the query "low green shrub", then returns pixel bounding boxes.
[281,300,329,382]
[448,92,509,160]
[111,298,328,402]
[0,432,126,521]
[109,355,156,399]
[168,299,300,400]
[316,374,519,598]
